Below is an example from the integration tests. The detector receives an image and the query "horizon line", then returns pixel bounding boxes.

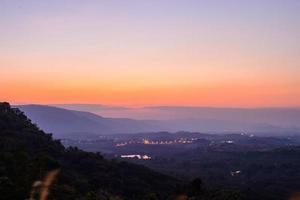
[9,102,300,110]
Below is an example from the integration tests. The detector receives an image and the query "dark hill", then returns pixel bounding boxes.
[0,102,244,200]
[0,102,178,200]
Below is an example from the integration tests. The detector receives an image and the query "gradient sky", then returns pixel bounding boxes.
[1,0,299,107]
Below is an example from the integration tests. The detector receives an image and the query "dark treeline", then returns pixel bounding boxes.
[0,102,241,200]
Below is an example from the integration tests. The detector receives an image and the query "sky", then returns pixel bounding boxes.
[1,0,299,107]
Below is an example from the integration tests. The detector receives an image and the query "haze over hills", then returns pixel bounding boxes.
[53,104,300,128]
[15,104,300,139]
[16,105,167,139]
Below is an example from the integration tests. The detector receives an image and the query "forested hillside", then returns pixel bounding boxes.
[0,102,244,200]
[0,103,179,200]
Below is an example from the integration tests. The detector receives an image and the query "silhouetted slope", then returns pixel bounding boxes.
[0,103,178,200]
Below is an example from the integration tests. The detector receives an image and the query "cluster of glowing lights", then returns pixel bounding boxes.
[230,170,241,176]
[142,139,193,145]
[115,138,194,147]
[120,154,151,160]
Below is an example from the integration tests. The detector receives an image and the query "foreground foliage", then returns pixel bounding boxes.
[0,102,241,200]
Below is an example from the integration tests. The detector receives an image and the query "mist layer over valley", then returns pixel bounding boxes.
[16,104,300,140]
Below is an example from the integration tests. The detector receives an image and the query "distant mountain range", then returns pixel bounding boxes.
[15,105,300,139]
[53,104,300,127]
[16,105,167,139]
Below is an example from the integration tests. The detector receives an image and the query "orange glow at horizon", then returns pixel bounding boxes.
[1,50,299,107]
[1,1,299,107]
[2,77,300,107]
